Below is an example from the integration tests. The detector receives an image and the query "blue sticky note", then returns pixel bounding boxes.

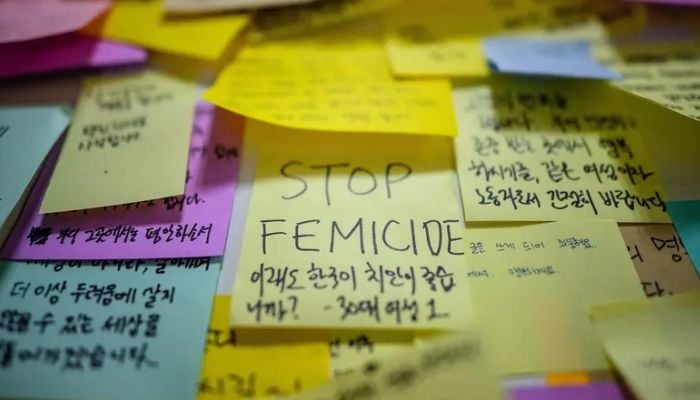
[0,257,220,400]
[0,106,71,243]
[667,200,700,275]
[482,37,621,80]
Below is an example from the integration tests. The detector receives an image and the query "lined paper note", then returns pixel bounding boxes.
[230,121,472,329]
[40,70,197,214]
[453,78,670,222]
[3,102,240,260]
[590,292,700,400]
[0,258,220,400]
[466,220,646,374]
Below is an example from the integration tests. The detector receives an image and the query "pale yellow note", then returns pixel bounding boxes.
[590,291,700,400]
[82,0,250,60]
[276,332,503,400]
[199,296,330,399]
[41,71,197,213]
[329,331,414,377]
[203,32,456,136]
[230,120,472,329]
[466,219,646,374]
[453,78,670,222]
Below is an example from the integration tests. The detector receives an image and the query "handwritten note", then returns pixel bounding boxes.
[230,120,472,329]
[0,257,219,400]
[329,331,414,377]
[0,106,70,246]
[620,224,700,297]
[482,38,620,79]
[204,32,456,136]
[82,0,250,61]
[198,296,330,400]
[466,220,646,374]
[166,0,318,13]
[2,102,240,260]
[0,33,147,80]
[40,71,197,214]
[453,78,670,222]
[667,200,700,275]
[590,291,700,400]
[0,0,109,44]
[278,332,502,400]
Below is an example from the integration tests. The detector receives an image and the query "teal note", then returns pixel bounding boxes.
[667,200,700,275]
[0,106,71,244]
[0,258,220,400]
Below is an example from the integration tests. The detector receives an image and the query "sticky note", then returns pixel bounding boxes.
[510,382,626,400]
[2,102,240,260]
[230,120,472,329]
[0,33,147,80]
[590,291,700,400]
[198,296,330,399]
[482,38,621,79]
[0,106,70,246]
[329,331,414,377]
[667,200,700,275]
[619,224,700,296]
[452,78,670,222]
[205,36,455,136]
[465,220,646,374]
[0,0,109,44]
[0,257,220,400]
[278,332,502,400]
[82,0,250,61]
[166,0,319,14]
[40,70,198,214]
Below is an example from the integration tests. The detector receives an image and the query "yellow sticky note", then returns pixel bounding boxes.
[590,291,700,400]
[204,37,456,136]
[82,0,250,61]
[41,71,197,213]
[466,220,646,374]
[329,331,414,377]
[453,78,670,222]
[230,120,472,329]
[278,332,503,400]
[199,296,330,399]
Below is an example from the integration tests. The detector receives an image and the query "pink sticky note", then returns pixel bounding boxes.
[1,102,242,260]
[0,0,111,44]
[0,33,146,79]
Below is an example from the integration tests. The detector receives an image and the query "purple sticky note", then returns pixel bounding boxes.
[510,383,628,400]
[0,33,147,79]
[1,102,242,260]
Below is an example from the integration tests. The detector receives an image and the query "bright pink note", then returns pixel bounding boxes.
[1,102,242,260]
[0,33,146,79]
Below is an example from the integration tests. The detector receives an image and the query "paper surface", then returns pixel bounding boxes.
[466,220,646,374]
[82,0,249,61]
[3,102,240,260]
[329,330,414,377]
[166,0,318,13]
[40,70,197,214]
[590,291,700,400]
[453,78,670,222]
[277,332,502,400]
[620,224,700,296]
[0,33,146,79]
[0,0,110,44]
[0,257,220,400]
[510,383,626,400]
[204,36,456,136]
[230,120,472,329]
[667,200,700,275]
[482,38,620,79]
[198,296,330,399]
[0,106,70,246]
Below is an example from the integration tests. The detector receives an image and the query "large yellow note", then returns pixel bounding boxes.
[41,70,197,213]
[203,31,456,136]
[453,78,670,222]
[590,292,700,400]
[82,0,250,61]
[230,120,472,329]
[329,331,414,377]
[199,296,330,399]
[466,220,646,374]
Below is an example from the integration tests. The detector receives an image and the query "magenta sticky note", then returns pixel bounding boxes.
[0,0,111,44]
[510,383,628,400]
[1,102,242,260]
[0,33,147,79]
